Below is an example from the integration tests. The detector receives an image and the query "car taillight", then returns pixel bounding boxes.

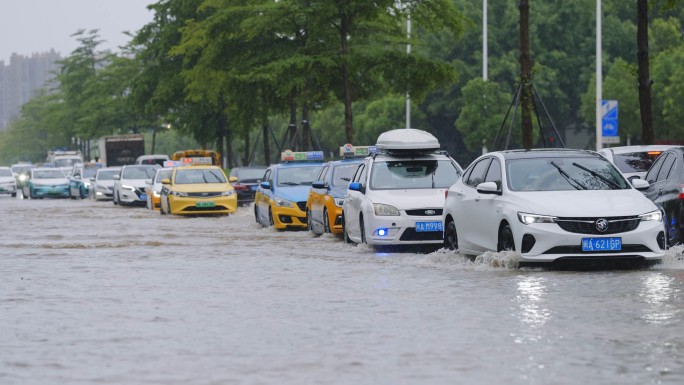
[233,183,249,191]
[678,184,684,199]
[445,190,449,199]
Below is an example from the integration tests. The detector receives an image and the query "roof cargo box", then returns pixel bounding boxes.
[375,128,440,152]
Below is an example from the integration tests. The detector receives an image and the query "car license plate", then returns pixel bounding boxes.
[581,237,622,252]
[196,201,216,208]
[140,193,147,201]
[416,221,443,232]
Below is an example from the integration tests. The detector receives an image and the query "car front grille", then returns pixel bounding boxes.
[187,192,223,198]
[555,216,641,235]
[399,228,443,241]
[543,244,652,254]
[405,209,443,216]
[182,205,228,212]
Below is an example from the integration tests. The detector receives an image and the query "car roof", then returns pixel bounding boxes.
[274,162,323,168]
[494,148,602,160]
[175,165,221,170]
[600,145,679,154]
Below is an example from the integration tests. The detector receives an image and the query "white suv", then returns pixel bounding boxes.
[342,129,463,247]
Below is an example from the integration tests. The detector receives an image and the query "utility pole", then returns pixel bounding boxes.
[519,0,533,149]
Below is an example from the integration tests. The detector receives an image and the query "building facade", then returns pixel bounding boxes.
[0,50,61,131]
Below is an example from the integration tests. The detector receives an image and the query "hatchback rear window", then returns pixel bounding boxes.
[612,151,663,173]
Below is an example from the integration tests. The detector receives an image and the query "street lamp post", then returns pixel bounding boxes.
[595,0,603,151]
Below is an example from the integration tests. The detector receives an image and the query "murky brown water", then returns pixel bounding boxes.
[2,196,684,384]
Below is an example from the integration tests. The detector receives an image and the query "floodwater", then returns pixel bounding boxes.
[1,196,684,385]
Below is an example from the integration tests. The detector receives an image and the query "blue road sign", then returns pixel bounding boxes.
[602,100,618,138]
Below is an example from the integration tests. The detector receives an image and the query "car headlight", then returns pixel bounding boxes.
[172,191,188,197]
[639,210,662,222]
[518,212,557,225]
[121,184,136,191]
[335,198,345,207]
[373,203,400,216]
[274,196,293,207]
[220,190,235,196]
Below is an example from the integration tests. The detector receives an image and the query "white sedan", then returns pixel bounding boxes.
[443,149,665,265]
[113,165,159,206]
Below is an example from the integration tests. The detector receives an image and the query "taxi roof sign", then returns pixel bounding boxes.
[375,128,440,151]
[180,157,213,165]
[281,150,324,162]
[163,160,182,167]
[339,144,376,158]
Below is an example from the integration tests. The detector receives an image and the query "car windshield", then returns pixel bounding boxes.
[0,169,12,177]
[33,170,65,179]
[155,170,172,183]
[83,168,99,178]
[370,160,461,190]
[331,164,360,187]
[174,168,226,184]
[140,158,167,166]
[234,168,266,181]
[122,167,157,179]
[507,157,630,191]
[612,151,663,173]
[11,165,33,174]
[277,166,323,186]
[54,158,81,168]
[98,170,118,180]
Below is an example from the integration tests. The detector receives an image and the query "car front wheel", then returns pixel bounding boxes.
[444,220,458,251]
[342,215,353,244]
[498,224,515,252]
[323,208,331,234]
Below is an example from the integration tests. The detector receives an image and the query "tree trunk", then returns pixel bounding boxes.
[340,12,354,144]
[243,130,250,166]
[289,90,298,150]
[301,102,310,150]
[519,0,533,149]
[637,0,654,145]
[262,118,271,165]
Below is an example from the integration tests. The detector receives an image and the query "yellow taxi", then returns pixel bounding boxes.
[159,159,238,215]
[254,151,324,230]
[306,145,371,236]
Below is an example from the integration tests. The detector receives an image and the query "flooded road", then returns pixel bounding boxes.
[2,196,684,385]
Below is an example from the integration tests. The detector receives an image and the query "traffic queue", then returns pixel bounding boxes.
[5,127,682,267]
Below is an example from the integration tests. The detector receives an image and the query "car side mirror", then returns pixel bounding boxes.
[145,179,153,185]
[74,175,81,180]
[229,176,238,183]
[476,181,501,195]
[631,178,649,190]
[348,182,365,194]
[260,181,271,190]
[161,178,171,185]
[312,181,327,189]
[113,175,120,180]
[90,177,95,182]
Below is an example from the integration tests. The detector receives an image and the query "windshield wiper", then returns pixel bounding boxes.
[280,182,299,186]
[571,162,621,189]
[549,161,587,190]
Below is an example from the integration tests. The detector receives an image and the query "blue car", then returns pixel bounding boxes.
[22,168,70,199]
[254,151,324,230]
[69,163,102,199]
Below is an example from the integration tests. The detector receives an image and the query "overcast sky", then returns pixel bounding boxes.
[0,0,154,63]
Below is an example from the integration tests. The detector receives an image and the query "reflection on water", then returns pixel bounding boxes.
[640,273,680,325]
[516,276,551,329]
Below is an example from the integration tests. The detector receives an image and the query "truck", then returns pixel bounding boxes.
[97,134,145,167]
